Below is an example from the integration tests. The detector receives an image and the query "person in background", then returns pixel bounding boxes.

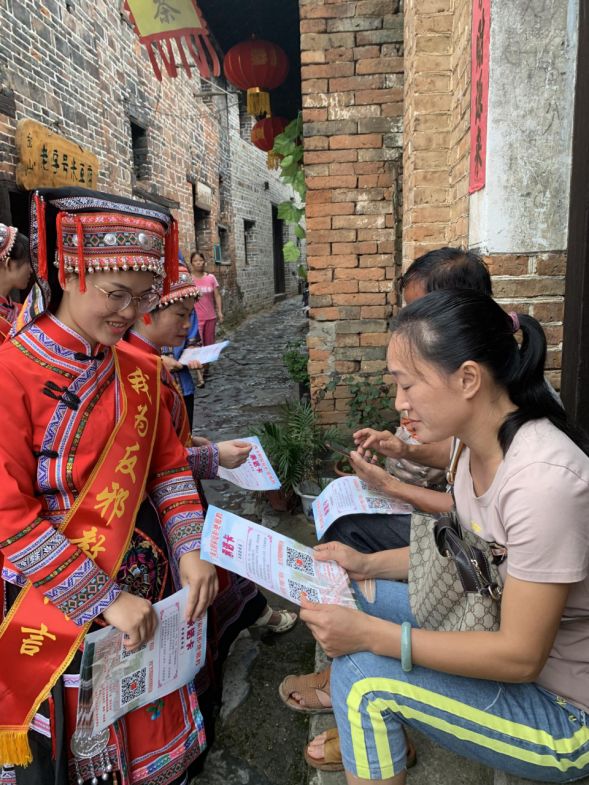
[161,303,203,428]
[189,251,223,347]
[0,223,31,341]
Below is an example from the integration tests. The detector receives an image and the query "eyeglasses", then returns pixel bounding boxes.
[93,284,160,314]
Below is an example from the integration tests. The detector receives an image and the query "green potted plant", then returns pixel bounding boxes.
[254,400,336,515]
[344,372,395,432]
[315,372,397,475]
[282,340,310,400]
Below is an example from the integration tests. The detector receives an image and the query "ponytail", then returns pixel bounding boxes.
[499,314,576,452]
[393,290,589,456]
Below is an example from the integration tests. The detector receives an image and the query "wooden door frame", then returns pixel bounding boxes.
[561,2,589,433]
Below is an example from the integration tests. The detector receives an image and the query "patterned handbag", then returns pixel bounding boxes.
[408,442,506,632]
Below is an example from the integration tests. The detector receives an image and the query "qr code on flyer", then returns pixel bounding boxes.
[121,642,146,660]
[287,579,320,604]
[286,546,315,576]
[121,667,147,705]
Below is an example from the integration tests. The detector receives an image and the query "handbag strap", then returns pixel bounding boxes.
[446,438,465,488]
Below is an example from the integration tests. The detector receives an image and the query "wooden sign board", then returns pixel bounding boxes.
[15,119,99,190]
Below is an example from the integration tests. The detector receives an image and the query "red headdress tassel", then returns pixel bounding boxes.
[55,211,67,289]
[142,313,152,325]
[75,216,86,293]
[34,193,48,281]
[163,217,180,296]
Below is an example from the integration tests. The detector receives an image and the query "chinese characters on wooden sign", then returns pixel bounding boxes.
[469,0,490,193]
[15,119,99,190]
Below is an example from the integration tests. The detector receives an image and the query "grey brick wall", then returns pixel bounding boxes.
[0,0,299,317]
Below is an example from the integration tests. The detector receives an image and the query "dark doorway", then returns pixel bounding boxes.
[271,205,285,298]
[0,183,34,305]
[561,3,589,434]
[193,186,212,260]
[0,182,29,236]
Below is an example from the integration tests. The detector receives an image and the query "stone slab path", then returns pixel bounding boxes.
[190,297,318,785]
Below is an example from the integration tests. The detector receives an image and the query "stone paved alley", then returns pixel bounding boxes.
[191,295,317,785]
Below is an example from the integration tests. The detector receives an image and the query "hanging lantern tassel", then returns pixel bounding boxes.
[266,151,282,170]
[55,211,67,289]
[247,87,271,118]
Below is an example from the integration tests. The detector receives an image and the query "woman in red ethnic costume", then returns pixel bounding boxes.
[0,225,31,625]
[0,224,31,342]
[0,188,218,785]
[126,268,297,706]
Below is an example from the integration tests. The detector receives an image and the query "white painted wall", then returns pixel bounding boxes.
[469,0,579,254]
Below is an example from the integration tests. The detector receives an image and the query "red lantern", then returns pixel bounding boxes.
[251,116,289,169]
[223,38,289,117]
[251,117,288,152]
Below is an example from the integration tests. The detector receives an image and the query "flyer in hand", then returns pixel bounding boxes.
[312,476,413,539]
[75,588,207,736]
[216,436,281,491]
[200,506,357,608]
[179,340,230,365]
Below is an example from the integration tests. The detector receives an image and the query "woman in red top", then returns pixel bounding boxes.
[0,188,217,785]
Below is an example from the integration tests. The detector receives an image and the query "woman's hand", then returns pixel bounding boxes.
[353,428,394,452]
[354,427,409,460]
[161,355,183,373]
[314,541,372,581]
[349,450,398,495]
[102,591,157,651]
[192,435,211,447]
[217,440,252,469]
[217,312,224,324]
[178,551,219,621]
[300,598,374,658]
[185,359,203,370]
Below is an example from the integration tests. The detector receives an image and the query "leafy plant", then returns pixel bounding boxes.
[273,113,306,266]
[346,373,394,431]
[282,340,310,385]
[254,400,337,492]
[315,372,396,432]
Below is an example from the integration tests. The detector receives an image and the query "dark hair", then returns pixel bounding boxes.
[392,289,589,456]
[190,251,205,264]
[10,232,30,264]
[399,247,492,297]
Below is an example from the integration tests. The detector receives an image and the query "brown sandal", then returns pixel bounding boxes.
[278,668,332,714]
[304,726,417,772]
[304,727,343,772]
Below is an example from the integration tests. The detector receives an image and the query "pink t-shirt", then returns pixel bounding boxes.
[194,273,219,322]
[454,419,589,711]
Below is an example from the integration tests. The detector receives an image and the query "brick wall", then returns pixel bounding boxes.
[0,0,297,318]
[301,0,404,424]
[403,0,471,264]
[485,251,565,391]
[228,107,300,312]
[402,0,566,386]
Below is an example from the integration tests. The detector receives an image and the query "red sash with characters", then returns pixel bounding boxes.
[0,314,11,344]
[0,318,11,620]
[0,347,161,766]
